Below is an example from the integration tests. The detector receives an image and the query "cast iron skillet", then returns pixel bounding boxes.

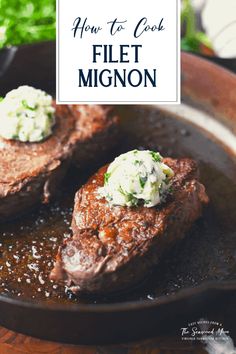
[0,41,56,96]
[0,52,236,344]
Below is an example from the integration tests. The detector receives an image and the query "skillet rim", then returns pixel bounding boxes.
[0,279,236,313]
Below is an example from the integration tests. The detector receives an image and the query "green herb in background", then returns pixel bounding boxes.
[0,0,56,49]
[181,0,213,54]
[0,0,212,54]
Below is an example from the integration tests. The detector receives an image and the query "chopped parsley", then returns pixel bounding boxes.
[134,160,141,165]
[104,172,111,184]
[118,186,138,206]
[150,151,162,162]
[139,176,147,189]
[22,100,35,111]
[126,193,138,206]
[99,150,174,208]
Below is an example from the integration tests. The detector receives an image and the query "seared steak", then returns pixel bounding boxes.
[0,104,119,221]
[50,158,209,294]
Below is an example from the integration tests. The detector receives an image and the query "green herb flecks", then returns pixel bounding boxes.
[139,176,147,189]
[118,185,126,196]
[118,186,138,207]
[181,0,212,54]
[104,172,111,184]
[126,193,138,207]
[134,160,141,165]
[150,151,162,163]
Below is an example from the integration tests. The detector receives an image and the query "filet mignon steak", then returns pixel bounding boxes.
[0,104,119,221]
[50,157,209,294]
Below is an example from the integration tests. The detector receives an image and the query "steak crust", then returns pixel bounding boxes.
[50,158,209,294]
[0,104,119,221]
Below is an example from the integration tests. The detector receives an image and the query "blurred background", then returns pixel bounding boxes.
[183,0,236,58]
[0,0,236,95]
[0,0,56,94]
[1,0,236,55]
[0,0,56,49]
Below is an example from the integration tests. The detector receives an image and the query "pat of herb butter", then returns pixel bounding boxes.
[99,150,174,208]
[0,86,55,142]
